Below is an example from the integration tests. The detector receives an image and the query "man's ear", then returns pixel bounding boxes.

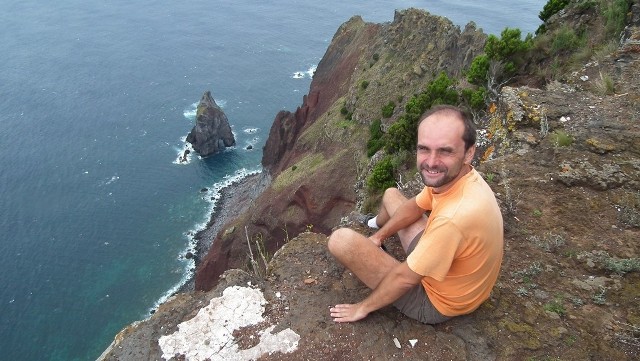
[464,145,476,164]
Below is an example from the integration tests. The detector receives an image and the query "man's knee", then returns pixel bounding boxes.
[383,187,401,199]
[327,227,357,256]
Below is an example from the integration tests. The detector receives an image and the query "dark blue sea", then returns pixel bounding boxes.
[0,1,544,359]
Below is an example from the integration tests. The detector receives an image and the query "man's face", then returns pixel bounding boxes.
[416,112,475,193]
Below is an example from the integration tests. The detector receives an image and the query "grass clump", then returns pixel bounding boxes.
[544,296,567,316]
[593,71,615,95]
[549,129,573,147]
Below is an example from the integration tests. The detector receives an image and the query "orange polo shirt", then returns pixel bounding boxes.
[406,168,503,316]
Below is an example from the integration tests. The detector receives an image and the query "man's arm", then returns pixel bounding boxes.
[329,261,423,322]
[370,196,425,246]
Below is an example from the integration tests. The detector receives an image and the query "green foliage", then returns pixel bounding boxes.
[425,71,459,106]
[382,72,458,154]
[543,297,567,316]
[551,26,586,55]
[539,0,571,22]
[366,119,384,157]
[467,54,490,85]
[550,129,573,147]
[485,28,532,62]
[462,87,487,110]
[372,53,380,62]
[484,28,533,76]
[604,257,640,275]
[384,115,417,154]
[360,80,370,90]
[603,0,631,39]
[340,104,353,120]
[367,156,396,191]
[466,28,531,94]
[381,101,395,118]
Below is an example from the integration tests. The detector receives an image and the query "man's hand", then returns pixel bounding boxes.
[368,234,384,247]
[329,303,369,323]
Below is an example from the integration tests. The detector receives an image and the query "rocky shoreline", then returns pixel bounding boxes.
[177,171,271,293]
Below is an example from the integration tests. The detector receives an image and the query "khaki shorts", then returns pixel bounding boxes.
[392,231,452,324]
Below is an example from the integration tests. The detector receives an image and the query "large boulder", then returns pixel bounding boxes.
[186,91,235,157]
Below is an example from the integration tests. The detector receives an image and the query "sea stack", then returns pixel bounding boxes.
[186,91,236,157]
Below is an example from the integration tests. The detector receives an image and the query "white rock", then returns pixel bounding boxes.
[393,337,401,349]
[409,339,418,348]
[158,286,300,361]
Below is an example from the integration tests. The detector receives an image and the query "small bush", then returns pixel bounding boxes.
[382,101,395,118]
[467,55,490,86]
[366,119,384,157]
[551,26,586,55]
[462,87,487,110]
[604,257,640,275]
[539,0,571,22]
[544,297,567,316]
[360,80,370,90]
[367,156,396,191]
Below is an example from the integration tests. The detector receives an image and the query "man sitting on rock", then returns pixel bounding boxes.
[328,105,503,324]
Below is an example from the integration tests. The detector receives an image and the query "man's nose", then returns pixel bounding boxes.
[421,152,438,167]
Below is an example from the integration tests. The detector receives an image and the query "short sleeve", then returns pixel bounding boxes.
[406,216,463,281]
[415,187,433,211]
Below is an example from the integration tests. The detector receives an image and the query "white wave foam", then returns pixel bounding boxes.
[292,65,317,79]
[173,139,196,165]
[104,175,119,186]
[243,127,258,134]
[151,166,262,312]
[183,102,198,120]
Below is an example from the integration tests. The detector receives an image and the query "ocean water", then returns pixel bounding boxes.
[0,1,544,360]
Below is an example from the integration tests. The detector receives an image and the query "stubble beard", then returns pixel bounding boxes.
[419,164,454,188]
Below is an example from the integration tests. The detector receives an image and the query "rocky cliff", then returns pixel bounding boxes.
[195,9,487,291]
[186,91,235,157]
[101,3,640,360]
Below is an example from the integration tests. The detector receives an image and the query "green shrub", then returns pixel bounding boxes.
[381,101,395,118]
[462,87,487,110]
[484,28,533,76]
[384,116,416,154]
[467,28,532,86]
[340,105,349,115]
[382,72,458,154]
[367,156,396,191]
[366,119,384,157]
[360,80,370,90]
[539,0,571,22]
[467,54,490,85]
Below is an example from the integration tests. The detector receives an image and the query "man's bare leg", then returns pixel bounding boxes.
[328,228,399,289]
[373,188,428,252]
